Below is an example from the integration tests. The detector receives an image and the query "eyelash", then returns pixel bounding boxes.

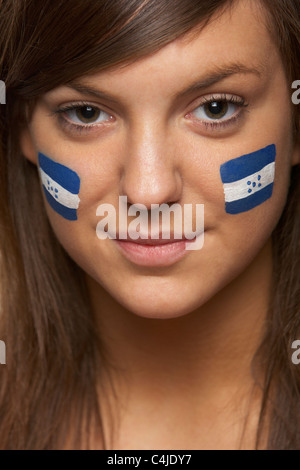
[52,94,249,135]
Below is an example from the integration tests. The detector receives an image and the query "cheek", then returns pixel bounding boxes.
[37,141,122,227]
[187,142,290,255]
[35,146,129,284]
[219,145,276,216]
[38,152,81,221]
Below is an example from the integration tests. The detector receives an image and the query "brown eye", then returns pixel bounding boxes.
[203,101,229,119]
[75,106,101,123]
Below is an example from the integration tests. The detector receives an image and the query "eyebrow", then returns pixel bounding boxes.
[66,62,265,103]
[65,82,120,105]
[174,62,265,100]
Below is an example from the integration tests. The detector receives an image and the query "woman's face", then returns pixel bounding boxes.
[22,0,299,318]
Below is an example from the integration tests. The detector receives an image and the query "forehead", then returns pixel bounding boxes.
[77,0,278,89]
[46,0,285,105]
[181,0,271,43]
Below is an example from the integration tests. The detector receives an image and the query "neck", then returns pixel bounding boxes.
[86,237,272,449]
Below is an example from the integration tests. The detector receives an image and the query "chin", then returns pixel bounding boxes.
[111,286,205,320]
[123,302,196,320]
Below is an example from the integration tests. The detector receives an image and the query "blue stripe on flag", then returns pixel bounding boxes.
[225,183,273,215]
[38,152,80,194]
[220,145,276,184]
[43,187,78,221]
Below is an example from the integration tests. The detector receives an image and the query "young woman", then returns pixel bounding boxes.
[0,0,299,450]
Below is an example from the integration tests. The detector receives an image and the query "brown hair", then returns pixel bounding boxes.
[0,0,299,449]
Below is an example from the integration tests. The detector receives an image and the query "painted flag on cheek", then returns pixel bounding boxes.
[220,144,276,215]
[38,152,81,221]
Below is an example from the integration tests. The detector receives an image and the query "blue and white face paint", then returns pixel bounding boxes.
[38,152,81,221]
[220,144,276,215]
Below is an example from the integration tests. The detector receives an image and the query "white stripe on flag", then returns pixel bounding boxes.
[223,162,275,203]
[39,168,80,209]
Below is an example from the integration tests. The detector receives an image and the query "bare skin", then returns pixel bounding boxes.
[21,0,300,449]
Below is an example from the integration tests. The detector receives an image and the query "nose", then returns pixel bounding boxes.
[119,120,182,208]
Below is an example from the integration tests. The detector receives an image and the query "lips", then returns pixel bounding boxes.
[115,234,188,245]
[114,235,194,267]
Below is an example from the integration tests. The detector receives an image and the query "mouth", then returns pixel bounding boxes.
[114,234,199,267]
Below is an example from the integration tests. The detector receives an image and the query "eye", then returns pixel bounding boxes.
[64,105,111,124]
[185,94,249,132]
[52,101,116,136]
[192,99,238,121]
